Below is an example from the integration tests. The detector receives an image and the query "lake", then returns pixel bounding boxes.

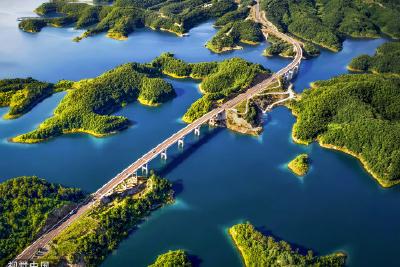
[1,1,398,267]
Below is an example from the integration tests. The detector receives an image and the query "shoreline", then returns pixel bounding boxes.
[9,127,129,144]
[289,109,399,188]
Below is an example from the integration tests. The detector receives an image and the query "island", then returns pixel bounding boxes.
[0,78,58,119]
[288,154,310,176]
[9,53,269,143]
[0,176,85,265]
[39,174,174,266]
[149,250,192,267]
[229,222,347,267]
[289,42,400,187]
[261,0,400,53]
[19,0,238,41]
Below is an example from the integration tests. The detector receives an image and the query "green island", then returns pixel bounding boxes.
[206,19,263,53]
[10,61,176,143]
[261,0,400,52]
[289,43,400,187]
[149,250,192,267]
[348,42,400,74]
[229,222,346,267]
[0,176,85,266]
[10,53,267,143]
[40,174,173,265]
[151,53,269,123]
[264,35,320,58]
[19,0,238,41]
[0,78,60,119]
[288,153,310,176]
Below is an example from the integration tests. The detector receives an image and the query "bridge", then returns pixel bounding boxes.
[14,0,302,261]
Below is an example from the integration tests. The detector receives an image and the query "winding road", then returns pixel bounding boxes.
[14,0,303,261]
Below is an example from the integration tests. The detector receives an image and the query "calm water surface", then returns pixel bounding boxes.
[0,1,397,267]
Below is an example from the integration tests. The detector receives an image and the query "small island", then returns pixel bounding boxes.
[288,154,310,176]
[149,250,192,267]
[229,222,347,267]
[0,176,85,265]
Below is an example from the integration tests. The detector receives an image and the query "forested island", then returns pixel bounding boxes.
[289,43,400,187]
[40,174,173,265]
[229,222,346,266]
[288,154,310,176]
[149,250,192,267]
[0,78,59,119]
[19,0,239,41]
[261,0,400,52]
[9,53,267,143]
[0,176,85,265]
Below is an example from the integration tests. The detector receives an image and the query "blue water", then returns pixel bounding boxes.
[0,1,396,266]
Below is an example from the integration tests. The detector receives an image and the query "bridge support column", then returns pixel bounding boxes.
[161,149,168,160]
[194,126,201,136]
[141,163,148,176]
[178,138,184,148]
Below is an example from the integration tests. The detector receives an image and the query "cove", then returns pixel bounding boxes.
[0,1,397,267]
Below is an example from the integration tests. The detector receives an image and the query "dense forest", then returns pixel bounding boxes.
[207,20,263,53]
[0,78,55,119]
[348,42,400,73]
[151,53,268,123]
[261,0,400,52]
[10,54,264,143]
[0,176,85,265]
[42,175,173,266]
[229,222,346,266]
[149,250,192,267]
[20,0,237,41]
[11,62,176,143]
[290,73,400,187]
[288,153,310,176]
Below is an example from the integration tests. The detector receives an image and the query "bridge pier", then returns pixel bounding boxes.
[194,126,201,136]
[161,149,168,160]
[178,138,184,148]
[141,163,148,176]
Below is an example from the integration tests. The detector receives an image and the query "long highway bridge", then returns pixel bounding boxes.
[14,0,303,261]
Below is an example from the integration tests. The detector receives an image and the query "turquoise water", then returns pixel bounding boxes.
[0,1,397,267]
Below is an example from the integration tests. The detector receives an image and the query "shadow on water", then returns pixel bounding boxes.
[188,253,203,267]
[157,126,224,177]
[171,179,184,197]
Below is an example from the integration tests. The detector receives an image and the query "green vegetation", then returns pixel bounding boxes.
[0,78,55,119]
[229,222,346,267]
[21,0,237,41]
[348,42,400,74]
[261,0,400,52]
[151,53,268,122]
[42,174,173,266]
[207,20,263,53]
[0,176,85,266]
[10,54,265,143]
[288,153,309,176]
[11,62,176,143]
[149,250,192,267]
[290,73,400,187]
[264,35,294,58]
[18,19,47,32]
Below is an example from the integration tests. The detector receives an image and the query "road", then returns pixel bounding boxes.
[15,0,302,261]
